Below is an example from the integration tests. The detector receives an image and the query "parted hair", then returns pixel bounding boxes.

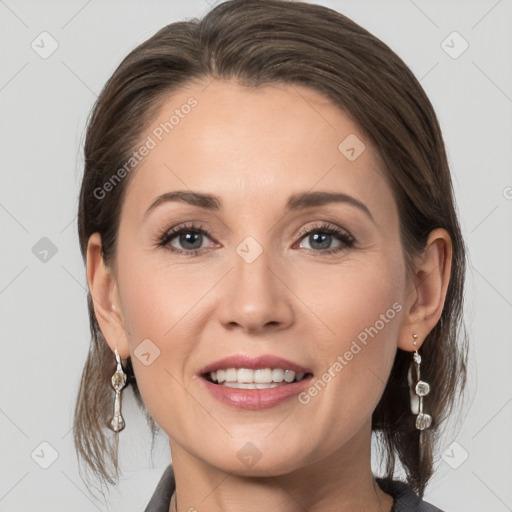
[74,0,468,496]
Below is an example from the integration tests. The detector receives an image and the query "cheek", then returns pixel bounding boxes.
[292,257,404,446]
[115,246,235,434]
[114,252,192,419]
[295,252,404,355]
[117,245,215,341]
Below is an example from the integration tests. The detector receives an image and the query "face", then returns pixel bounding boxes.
[106,80,412,476]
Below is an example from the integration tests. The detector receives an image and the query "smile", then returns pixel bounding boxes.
[198,355,314,409]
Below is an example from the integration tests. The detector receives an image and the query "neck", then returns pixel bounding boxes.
[168,423,394,512]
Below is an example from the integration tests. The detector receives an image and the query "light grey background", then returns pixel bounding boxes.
[1,0,511,511]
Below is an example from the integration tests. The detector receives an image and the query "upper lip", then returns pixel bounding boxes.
[199,355,312,375]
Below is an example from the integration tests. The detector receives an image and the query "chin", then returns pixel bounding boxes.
[200,444,311,478]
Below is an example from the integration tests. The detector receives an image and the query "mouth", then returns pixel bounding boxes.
[198,354,314,409]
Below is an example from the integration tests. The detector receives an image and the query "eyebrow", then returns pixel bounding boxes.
[143,190,375,224]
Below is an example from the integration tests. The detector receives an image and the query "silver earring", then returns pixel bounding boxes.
[109,348,127,432]
[407,336,432,430]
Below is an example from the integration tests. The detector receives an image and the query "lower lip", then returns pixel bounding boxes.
[200,375,313,410]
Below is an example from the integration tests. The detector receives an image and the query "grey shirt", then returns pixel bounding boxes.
[144,465,444,512]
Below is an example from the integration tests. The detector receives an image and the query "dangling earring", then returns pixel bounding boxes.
[407,334,432,430]
[109,348,127,432]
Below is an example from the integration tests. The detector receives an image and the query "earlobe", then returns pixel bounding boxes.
[86,232,130,359]
[397,228,453,352]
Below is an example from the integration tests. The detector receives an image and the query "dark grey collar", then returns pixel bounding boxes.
[144,465,175,512]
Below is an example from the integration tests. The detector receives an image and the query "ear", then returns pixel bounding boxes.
[86,232,131,360]
[397,228,453,352]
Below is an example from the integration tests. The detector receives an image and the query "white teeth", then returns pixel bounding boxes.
[272,369,284,382]
[208,368,308,384]
[226,368,237,382]
[254,369,272,383]
[223,382,280,389]
[238,368,254,382]
[283,370,295,383]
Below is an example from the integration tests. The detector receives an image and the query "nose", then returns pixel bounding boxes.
[215,242,295,335]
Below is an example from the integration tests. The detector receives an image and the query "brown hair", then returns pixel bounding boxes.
[74,0,468,496]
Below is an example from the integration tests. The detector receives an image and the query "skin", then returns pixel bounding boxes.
[87,80,452,512]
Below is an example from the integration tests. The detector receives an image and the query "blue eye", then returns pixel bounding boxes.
[156,223,213,255]
[156,222,355,256]
[295,223,355,255]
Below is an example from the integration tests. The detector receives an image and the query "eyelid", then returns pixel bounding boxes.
[294,222,354,243]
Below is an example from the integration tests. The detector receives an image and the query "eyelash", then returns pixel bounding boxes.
[155,222,355,257]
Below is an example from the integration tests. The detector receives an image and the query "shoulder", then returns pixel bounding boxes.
[376,478,445,512]
[144,464,175,512]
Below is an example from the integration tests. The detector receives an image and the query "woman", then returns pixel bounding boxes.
[74,1,468,510]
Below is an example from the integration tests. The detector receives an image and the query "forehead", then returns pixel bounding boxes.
[121,80,395,222]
